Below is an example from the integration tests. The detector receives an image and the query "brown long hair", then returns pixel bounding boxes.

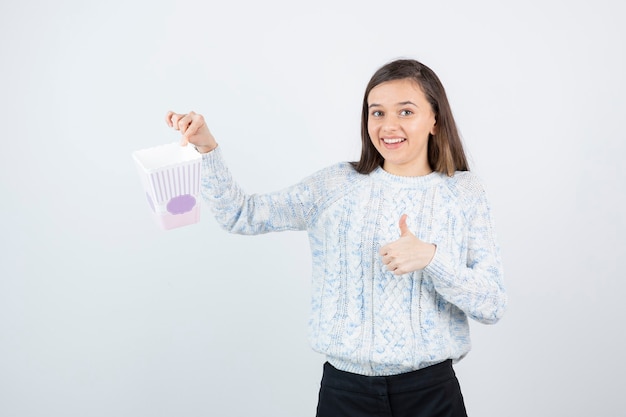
[352,59,469,176]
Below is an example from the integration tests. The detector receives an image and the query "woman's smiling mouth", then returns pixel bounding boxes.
[382,137,406,144]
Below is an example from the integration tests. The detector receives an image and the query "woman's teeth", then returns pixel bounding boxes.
[383,138,406,144]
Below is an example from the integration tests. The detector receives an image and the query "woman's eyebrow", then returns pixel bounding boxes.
[368,101,418,109]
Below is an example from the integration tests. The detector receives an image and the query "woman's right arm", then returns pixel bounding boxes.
[199,147,313,234]
[164,111,335,235]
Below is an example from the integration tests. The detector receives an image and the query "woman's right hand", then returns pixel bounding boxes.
[165,111,218,153]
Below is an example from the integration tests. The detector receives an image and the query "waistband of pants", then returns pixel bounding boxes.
[320,360,456,395]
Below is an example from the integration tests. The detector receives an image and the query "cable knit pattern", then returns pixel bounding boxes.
[200,147,507,376]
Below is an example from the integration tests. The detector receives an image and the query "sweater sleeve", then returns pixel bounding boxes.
[198,147,349,235]
[424,172,507,324]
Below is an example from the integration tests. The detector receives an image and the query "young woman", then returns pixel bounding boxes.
[166,59,507,417]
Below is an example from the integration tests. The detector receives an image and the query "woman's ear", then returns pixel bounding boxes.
[430,121,438,136]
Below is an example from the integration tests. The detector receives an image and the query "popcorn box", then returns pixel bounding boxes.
[132,143,202,230]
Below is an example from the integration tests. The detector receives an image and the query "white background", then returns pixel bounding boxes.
[1,0,624,416]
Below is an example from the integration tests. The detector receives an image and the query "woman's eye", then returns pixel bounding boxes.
[371,110,383,117]
[400,110,413,116]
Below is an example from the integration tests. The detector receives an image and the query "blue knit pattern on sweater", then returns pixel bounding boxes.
[200,147,507,376]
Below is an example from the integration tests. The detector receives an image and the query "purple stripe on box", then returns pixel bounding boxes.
[167,170,173,199]
[194,163,200,193]
[168,169,174,197]
[178,166,183,195]
[163,171,170,200]
[158,172,166,201]
[179,166,184,195]
[152,173,162,202]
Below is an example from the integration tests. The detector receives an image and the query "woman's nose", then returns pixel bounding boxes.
[382,117,400,131]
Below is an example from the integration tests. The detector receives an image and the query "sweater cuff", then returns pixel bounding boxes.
[200,145,224,170]
[423,245,456,285]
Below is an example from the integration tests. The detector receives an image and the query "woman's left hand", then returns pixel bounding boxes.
[380,214,436,275]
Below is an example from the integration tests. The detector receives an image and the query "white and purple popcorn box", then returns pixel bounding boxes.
[132,142,202,230]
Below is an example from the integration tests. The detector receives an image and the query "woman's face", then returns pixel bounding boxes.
[367,78,437,176]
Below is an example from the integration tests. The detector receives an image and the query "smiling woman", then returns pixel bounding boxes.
[354,59,469,177]
[367,78,438,176]
[165,58,506,417]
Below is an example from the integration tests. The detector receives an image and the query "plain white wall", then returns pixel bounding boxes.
[1,0,624,416]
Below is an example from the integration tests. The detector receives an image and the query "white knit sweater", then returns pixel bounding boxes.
[200,147,507,376]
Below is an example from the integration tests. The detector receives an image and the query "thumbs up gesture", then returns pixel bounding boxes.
[380,214,436,275]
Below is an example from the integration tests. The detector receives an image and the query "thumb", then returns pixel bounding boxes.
[399,214,413,237]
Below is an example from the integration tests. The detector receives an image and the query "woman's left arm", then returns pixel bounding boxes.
[423,176,507,324]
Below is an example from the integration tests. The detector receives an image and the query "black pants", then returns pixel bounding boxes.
[316,360,468,417]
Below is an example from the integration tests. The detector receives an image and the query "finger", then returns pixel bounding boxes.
[179,111,200,136]
[165,111,175,127]
[170,112,186,130]
[183,113,205,140]
[170,113,185,131]
[399,214,411,237]
[177,113,193,135]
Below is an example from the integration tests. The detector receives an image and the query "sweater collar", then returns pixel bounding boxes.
[370,166,445,188]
